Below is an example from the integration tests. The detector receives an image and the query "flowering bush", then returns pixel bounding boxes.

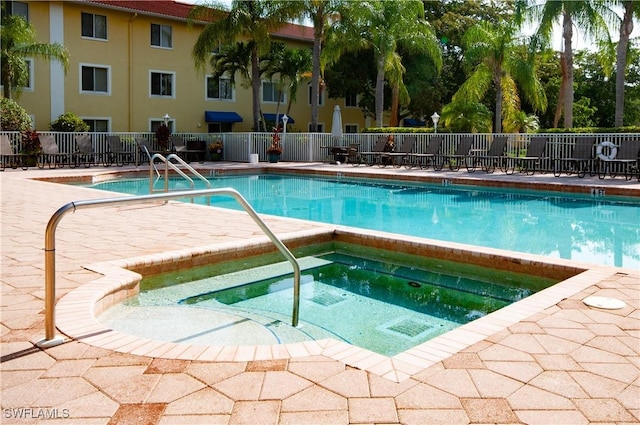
[267,126,282,154]
[50,112,89,132]
[1,97,32,131]
[21,129,41,154]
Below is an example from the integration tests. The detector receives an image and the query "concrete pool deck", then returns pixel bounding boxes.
[1,162,638,424]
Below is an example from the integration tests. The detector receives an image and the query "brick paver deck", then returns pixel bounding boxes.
[1,162,638,424]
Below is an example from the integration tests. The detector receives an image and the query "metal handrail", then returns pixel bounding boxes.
[37,188,302,348]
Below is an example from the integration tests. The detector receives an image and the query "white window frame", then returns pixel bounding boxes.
[262,81,286,104]
[79,63,110,95]
[345,124,359,133]
[151,23,172,49]
[206,75,234,101]
[8,1,29,20]
[23,58,34,92]
[309,122,324,132]
[81,12,107,40]
[149,70,175,98]
[150,118,174,133]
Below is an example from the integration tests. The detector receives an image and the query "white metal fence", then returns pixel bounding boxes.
[1,131,638,171]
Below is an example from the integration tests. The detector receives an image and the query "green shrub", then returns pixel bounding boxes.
[50,112,89,132]
[0,98,32,131]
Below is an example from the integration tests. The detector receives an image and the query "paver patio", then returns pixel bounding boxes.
[1,162,638,424]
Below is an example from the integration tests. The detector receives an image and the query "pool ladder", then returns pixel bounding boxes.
[145,150,212,203]
[38,188,302,348]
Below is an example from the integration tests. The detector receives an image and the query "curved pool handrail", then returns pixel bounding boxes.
[38,188,301,347]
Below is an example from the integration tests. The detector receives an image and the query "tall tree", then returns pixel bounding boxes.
[189,0,302,131]
[521,0,616,128]
[323,0,442,127]
[300,0,341,132]
[454,21,547,132]
[614,0,638,126]
[0,14,69,99]
[263,42,312,119]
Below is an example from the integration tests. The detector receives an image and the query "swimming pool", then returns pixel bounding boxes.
[99,241,557,356]
[85,174,640,269]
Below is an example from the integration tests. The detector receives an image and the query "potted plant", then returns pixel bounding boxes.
[208,138,223,161]
[266,126,282,163]
[21,129,42,166]
[155,124,171,150]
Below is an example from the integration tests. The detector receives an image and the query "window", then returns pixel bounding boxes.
[345,124,358,133]
[208,123,233,133]
[308,84,324,106]
[151,119,173,132]
[262,81,285,103]
[151,24,172,48]
[83,119,109,132]
[207,76,232,100]
[150,72,174,97]
[7,1,28,20]
[345,91,358,107]
[309,123,324,132]
[81,12,107,39]
[81,65,109,93]
[22,58,33,91]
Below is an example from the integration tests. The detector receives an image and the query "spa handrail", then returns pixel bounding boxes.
[148,153,211,198]
[38,188,301,348]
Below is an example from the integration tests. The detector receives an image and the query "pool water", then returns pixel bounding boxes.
[100,247,555,356]
[85,174,640,269]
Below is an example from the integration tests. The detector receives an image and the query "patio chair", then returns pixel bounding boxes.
[475,135,509,173]
[553,137,595,178]
[171,135,206,163]
[38,135,75,169]
[135,137,171,165]
[436,136,475,172]
[510,136,549,175]
[345,144,361,166]
[357,136,388,166]
[597,139,640,181]
[383,136,416,168]
[73,134,96,168]
[0,135,28,171]
[104,135,133,166]
[408,135,443,170]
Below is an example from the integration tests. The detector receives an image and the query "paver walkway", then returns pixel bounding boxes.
[1,163,638,424]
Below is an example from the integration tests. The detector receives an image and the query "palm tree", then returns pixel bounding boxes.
[614,0,638,126]
[300,0,342,132]
[189,1,302,131]
[455,21,547,133]
[323,0,442,127]
[440,100,492,133]
[522,0,616,128]
[263,43,312,119]
[0,14,69,99]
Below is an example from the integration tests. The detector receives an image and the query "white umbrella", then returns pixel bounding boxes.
[331,105,343,142]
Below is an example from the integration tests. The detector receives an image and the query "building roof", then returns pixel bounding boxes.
[87,0,313,42]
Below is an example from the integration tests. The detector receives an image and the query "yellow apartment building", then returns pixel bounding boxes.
[11,0,372,135]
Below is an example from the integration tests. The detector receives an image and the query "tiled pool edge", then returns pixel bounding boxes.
[53,226,624,383]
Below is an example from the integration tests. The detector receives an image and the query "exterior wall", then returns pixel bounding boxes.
[15,1,364,133]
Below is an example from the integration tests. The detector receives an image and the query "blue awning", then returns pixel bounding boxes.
[404,118,426,127]
[263,113,295,124]
[205,111,243,123]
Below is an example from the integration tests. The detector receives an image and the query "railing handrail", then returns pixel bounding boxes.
[37,188,302,347]
[150,152,195,194]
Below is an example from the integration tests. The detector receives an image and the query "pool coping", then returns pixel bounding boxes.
[53,225,627,383]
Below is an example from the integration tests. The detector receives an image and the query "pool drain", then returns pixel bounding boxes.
[384,317,434,339]
[583,296,626,310]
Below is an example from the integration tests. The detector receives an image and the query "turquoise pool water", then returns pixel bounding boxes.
[101,247,555,356]
[86,174,640,269]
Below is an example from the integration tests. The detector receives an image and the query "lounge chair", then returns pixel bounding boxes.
[171,135,206,163]
[383,136,416,168]
[408,135,443,170]
[510,136,549,175]
[345,144,361,166]
[73,134,96,168]
[357,136,389,166]
[553,137,595,178]
[38,135,75,169]
[436,136,475,172]
[104,135,133,166]
[597,139,640,181]
[0,135,28,170]
[475,135,509,173]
